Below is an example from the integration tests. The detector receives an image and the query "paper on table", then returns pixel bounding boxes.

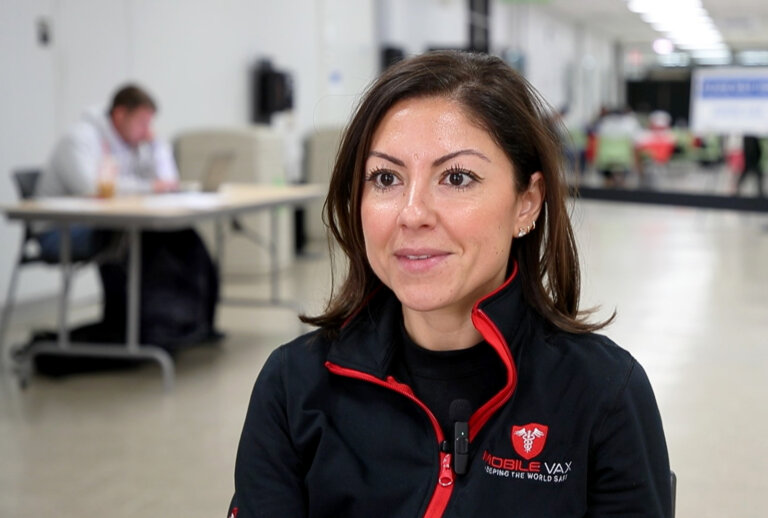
[139,192,223,209]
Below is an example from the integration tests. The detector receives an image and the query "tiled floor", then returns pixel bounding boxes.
[1,198,767,517]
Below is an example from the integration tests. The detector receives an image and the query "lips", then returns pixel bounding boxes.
[394,248,450,273]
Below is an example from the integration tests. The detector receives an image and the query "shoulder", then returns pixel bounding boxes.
[255,329,333,389]
[526,328,662,432]
[531,328,643,403]
[54,119,101,152]
[540,328,634,372]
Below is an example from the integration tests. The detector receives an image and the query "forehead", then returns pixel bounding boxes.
[125,106,155,122]
[369,96,498,156]
[373,97,490,141]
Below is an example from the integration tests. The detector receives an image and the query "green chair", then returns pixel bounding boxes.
[760,138,768,173]
[594,135,635,173]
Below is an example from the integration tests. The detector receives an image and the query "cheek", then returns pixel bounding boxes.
[360,199,391,259]
[448,202,515,257]
[361,195,399,237]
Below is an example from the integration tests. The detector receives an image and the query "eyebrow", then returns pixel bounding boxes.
[367,149,491,167]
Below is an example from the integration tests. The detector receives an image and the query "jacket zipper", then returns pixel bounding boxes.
[324,362,454,518]
[463,261,520,440]
[467,307,518,441]
[326,263,521,515]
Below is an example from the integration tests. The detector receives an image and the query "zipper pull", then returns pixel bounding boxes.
[439,452,454,487]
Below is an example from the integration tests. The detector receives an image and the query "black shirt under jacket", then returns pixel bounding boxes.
[391,322,505,440]
[229,271,672,518]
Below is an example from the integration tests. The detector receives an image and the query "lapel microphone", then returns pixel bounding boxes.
[449,399,472,475]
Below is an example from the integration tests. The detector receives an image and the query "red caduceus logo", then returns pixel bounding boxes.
[511,423,549,460]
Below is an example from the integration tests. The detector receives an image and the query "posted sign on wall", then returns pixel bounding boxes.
[690,67,768,135]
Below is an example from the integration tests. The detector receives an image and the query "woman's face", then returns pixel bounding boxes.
[361,96,533,318]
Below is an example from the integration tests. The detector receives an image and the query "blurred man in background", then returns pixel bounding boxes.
[35,84,178,260]
[30,84,219,362]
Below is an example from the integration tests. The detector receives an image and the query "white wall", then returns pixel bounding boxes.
[491,2,618,129]
[373,0,618,128]
[376,0,467,56]
[312,0,377,130]
[0,0,377,308]
[0,0,80,304]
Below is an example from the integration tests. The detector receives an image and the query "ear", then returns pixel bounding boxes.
[110,106,126,125]
[514,172,545,231]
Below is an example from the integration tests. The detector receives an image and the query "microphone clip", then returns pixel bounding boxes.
[449,399,472,475]
[453,420,469,475]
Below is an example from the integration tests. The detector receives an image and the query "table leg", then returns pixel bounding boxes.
[126,227,140,351]
[269,208,279,304]
[124,227,174,389]
[57,225,72,349]
[215,218,225,276]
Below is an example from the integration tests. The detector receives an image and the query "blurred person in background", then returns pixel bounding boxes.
[27,84,219,364]
[736,134,764,197]
[635,110,677,187]
[594,106,643,188]
[35,84,178,261]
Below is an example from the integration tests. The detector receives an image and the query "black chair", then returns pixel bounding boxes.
[10,169,52,261]
[0,169,82,363]
[1,170,46,359]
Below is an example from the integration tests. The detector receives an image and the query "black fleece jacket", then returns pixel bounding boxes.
[229,270,671,517]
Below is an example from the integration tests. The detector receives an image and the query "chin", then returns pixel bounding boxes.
[391,287,454,313]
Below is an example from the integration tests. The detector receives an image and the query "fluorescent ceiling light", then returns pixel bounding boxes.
[658,52,691,67]
[653,38,674,55]
[691,49,731,58]
[694,56,732,66]
[626,0,728,56]
[738,51,768,66]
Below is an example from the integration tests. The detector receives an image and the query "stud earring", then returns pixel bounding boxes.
[517,221,536,238]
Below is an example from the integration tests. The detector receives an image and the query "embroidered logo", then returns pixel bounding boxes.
[511,423,549,460]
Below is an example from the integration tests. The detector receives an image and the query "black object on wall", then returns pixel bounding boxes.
[626,77,691,124]
[251,59,293,124]
[381,46,405,72]
[468,0,490,53]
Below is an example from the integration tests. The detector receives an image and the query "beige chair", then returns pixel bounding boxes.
[174,126,293,277]
[303,126,343,243]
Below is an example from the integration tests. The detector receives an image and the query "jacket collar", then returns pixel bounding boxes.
[326,264,532,380]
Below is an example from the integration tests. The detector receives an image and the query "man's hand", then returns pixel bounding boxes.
[153,179,179,193]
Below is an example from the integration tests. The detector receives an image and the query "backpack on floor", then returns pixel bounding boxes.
[29,228,221,377]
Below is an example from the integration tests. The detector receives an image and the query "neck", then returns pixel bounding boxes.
[402,306,482,351]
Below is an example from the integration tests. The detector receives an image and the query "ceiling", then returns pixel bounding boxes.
[541,0,768,53]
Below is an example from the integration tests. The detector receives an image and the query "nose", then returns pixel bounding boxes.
[397,180,437,229]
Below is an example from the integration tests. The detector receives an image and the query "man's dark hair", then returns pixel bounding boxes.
[109,84,157,114]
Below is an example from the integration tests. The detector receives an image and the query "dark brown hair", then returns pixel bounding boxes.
[301,51,612,335]
[109,84,157,114]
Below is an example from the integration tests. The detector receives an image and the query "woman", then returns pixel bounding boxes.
[229,51,671,518]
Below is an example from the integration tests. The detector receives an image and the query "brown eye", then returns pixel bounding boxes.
[448,172,465,186]
[380,172,396,187]
[365,169,402,190]
[441,168,477,189]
